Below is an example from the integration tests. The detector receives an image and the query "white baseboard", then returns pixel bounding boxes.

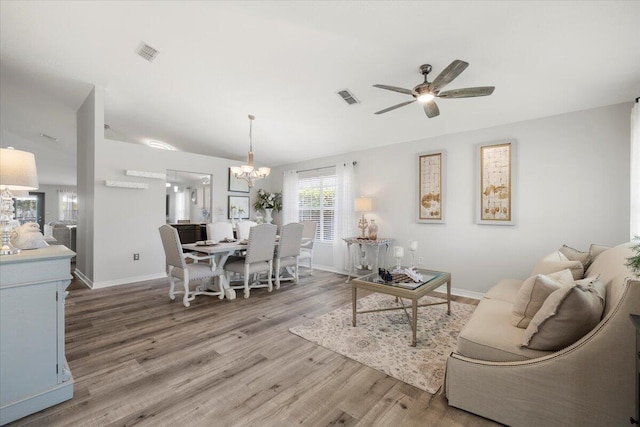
[74,270,167,289]
[73,269,93,288]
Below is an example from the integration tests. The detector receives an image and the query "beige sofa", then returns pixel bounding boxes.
[445,241,640,427]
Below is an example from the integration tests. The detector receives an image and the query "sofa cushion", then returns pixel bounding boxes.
[483,278,522,303]
[531,250,584,279]
[559,244,590,267]
[457,298,552,362]
[511,269,574,329]
[521,276,605,351]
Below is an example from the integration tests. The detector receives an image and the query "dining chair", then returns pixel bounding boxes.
[298,220,317,275]
[273,222,304,289]
[158,224,224,307]
[223,223,277,298]
[235,220,257,241]
[207,222,234,242]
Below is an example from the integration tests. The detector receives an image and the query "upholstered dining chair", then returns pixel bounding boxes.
[235,220,257,241]
[158,224,224,307]
[223,223,277,298]
[207,222,234,242]
[273,222,304,289]
[298,220,317,275]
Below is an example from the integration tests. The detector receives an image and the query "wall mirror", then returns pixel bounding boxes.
[165,169,213,224]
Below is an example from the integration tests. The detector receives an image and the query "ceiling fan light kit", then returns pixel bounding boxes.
[373,59,495,118]
[230,114,270,188]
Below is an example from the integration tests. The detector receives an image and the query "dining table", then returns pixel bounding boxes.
[181,241,249,300]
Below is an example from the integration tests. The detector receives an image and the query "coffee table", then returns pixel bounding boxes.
[351,268,451,347]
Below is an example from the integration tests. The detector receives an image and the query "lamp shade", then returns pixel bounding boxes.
[0,148,39,190]
[354,197,372,212]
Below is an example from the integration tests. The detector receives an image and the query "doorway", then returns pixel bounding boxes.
[14,192,45,231]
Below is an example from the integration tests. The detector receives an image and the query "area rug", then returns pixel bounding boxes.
[289,293,475,393]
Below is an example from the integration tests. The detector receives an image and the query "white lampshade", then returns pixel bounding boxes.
[354,197,372,213]
[258,167,271,176]
[240,164,254,173]
[230,166,242,175]
[0,147,39,190]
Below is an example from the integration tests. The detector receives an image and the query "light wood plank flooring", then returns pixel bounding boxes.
[9,270,501,426]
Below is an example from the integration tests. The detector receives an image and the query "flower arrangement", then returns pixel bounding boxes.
[253,189,282,212]
[626,236,640,277]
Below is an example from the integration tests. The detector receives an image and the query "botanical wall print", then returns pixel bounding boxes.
[418,150,445,223]
[228,195,250,219]
[477,141,515,225]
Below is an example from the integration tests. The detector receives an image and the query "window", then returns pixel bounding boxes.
[298,169,336,241]
[58,191,78,221]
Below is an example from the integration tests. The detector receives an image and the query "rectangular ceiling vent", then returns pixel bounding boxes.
[337,89,360,105]
[135,42,159,62]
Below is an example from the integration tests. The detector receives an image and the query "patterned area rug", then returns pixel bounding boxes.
[289,293,475,393]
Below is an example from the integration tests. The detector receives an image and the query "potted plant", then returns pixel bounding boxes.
[626,236,640,277]
[253,189,282,224]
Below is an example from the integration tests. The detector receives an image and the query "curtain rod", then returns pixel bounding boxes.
[636,96,639,103]
[297,161,357,174]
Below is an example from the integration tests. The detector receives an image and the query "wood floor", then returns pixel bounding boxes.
[10,270,501,427]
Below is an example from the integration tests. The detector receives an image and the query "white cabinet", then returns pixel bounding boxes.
[0,246,75,425]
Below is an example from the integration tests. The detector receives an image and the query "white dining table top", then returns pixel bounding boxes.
[181,241,247,254]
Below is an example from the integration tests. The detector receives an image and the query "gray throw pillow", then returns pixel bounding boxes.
[511,269,574,329]
[521,276,605,351]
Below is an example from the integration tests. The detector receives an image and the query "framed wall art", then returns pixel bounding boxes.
[228,168,250,193]
[228,195,250,219]
[417,150,445,223]
[476,141,516,225]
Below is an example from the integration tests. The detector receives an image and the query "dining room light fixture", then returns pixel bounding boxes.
[229,115,270,188]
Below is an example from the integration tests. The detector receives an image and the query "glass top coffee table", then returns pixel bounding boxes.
[351,268,451,347]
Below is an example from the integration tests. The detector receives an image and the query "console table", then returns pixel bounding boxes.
[0,246,75,425]
[343,237,393,282]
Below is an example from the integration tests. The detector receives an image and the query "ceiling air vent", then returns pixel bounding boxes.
[135,42,159,62]
[337,89,360,105]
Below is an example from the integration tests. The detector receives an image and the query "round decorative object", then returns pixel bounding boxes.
[191,190,197,203]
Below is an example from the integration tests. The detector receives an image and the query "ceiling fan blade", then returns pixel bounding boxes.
[429,60,469,92]
[374,99,416,114]
[373,84,414,95]
[438,86,495,98]
[423,100,440,118]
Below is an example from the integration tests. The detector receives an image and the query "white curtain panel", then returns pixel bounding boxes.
[57,190,77,221]
[631,102,640,238]
[282,170,299,225]
[333,162,355,272]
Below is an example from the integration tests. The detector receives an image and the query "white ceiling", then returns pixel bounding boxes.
[1,1,639,185]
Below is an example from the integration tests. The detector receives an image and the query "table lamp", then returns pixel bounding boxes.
[0,147,39,255]
[354,197,372,238]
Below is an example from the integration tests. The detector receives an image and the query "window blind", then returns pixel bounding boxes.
[298,168,336,242]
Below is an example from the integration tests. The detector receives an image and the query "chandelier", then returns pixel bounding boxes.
[230,114,270,188]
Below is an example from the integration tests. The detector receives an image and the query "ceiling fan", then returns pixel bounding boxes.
[373,60,495,118]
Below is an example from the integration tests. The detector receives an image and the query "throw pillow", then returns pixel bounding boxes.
[521,276,605,351]
[589,244,611,262]
[559,244,590,267]
[530,251,584,280]
[511,269,574,329]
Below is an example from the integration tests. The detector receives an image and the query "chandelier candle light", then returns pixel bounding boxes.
[409,240,418,268]
[230,115,270,188]
[0,147,39,255]
[354,197,372,238]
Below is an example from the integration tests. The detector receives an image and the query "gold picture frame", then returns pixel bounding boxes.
[477,141,515,225]
[417,150,445,223]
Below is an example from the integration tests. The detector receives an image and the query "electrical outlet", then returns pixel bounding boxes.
[133,253,140,261]
[418,256,425,266]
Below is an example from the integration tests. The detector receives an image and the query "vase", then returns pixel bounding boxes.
[368,219,378,240]
[264,208,273,224]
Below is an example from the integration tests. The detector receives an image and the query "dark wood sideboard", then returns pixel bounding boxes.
[169,223,207,244]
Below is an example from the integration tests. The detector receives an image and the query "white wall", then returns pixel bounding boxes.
[267,102,632,294]
[91,138,242,287]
